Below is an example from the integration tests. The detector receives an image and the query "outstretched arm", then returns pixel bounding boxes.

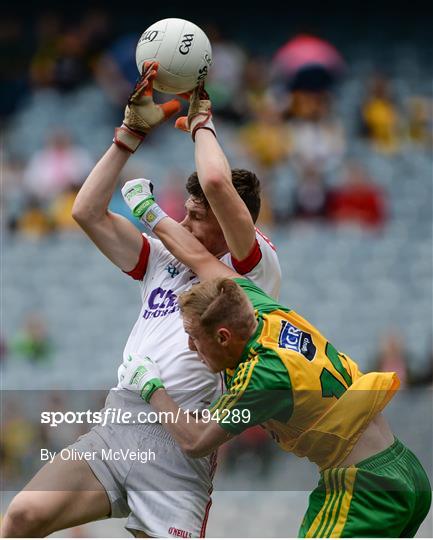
[176,86,257,260]
[72,144,144,271]
[151,388,233,457]
[118,355,233,457]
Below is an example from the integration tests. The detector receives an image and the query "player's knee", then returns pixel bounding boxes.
[3,495,50,537]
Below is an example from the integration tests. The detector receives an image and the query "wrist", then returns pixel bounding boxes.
[141,378,165,403]
[132,195,155,218]
[191,116,216,141]
[149,386,166,404]
[114,124,146,153]
[138,201,168,231]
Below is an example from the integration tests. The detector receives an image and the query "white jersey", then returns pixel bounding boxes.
[106,229,281,419]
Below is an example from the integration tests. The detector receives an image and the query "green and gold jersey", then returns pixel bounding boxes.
[209,278,400,470]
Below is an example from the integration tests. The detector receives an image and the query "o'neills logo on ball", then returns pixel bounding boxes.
[168,527,192,538]
[140,30,159,43]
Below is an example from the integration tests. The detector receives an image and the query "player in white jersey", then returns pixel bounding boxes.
[2,63,281,538]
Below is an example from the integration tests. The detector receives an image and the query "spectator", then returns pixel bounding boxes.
[78,8,112,67]
[52,28,90,92]
[292,165,329,221]
[29,14,93,92]
[49,186,81,232]
[29,13,62,89]
[93,32,140,115]
[239,100,289,169]
[243,56,271,115]
[406,96,433,149]
[409,343,433,387]
[16,196,52,238]
[11,313,53,365]
[1,156,27,234]
[1,400,40,482]
[23,130,92,203]
[272,34,345,97]
[327,161,386,229]
[374,331,408,388]
[204,25,247,120]
[361,74,402,154]
[285,100,345,178]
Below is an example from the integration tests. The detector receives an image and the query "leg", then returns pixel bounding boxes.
[2,454,110,537]
[299,467,409,538]
[124,424,216,538]
[400,453,432,538]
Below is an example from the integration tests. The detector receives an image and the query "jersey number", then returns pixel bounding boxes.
[320,343,352,399]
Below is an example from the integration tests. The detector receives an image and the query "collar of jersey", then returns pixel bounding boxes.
[238,310,263,364]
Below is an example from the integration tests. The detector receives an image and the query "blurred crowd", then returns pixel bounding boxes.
[1,8,432,493]
[1,10,432,239]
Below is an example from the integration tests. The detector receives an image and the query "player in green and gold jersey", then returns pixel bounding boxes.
[117,100,431,537]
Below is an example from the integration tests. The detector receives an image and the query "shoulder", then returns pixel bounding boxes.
[229,349,291,394]
[255,227,277,252]
[124,234,189,282]
[233,277,286,313]
[221,228,281,298]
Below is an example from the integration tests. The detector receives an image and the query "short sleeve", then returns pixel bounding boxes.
[123,235,151,280]
[122,234,168,281]
[208,353,293,435]
[226,228,281,299]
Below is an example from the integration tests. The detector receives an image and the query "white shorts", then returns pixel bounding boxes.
[69,422,217,537]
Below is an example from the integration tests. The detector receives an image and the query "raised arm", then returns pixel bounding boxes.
[121,178,237,282]
[72,61,180,272]
[156,216,237,281]
[72,144,144,271]
[176,86,257,260]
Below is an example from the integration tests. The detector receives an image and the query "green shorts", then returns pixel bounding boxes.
[299,439,432,538]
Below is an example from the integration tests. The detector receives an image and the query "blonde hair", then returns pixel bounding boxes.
[178,278,255,339]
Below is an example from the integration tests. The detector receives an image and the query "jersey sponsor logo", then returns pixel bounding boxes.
[165,263,180,278]
[278,320,316,361]
[168,527,192,538]
[142,287,179,319]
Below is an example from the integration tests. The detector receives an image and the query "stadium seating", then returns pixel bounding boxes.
[1,41,431,538]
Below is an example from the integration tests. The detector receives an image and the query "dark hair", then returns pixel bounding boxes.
[185,169,261,223]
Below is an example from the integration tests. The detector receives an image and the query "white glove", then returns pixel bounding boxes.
[118,353,164,402]
[121,178,167,230]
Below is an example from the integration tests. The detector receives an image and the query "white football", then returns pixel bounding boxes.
[136,18,212,94]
